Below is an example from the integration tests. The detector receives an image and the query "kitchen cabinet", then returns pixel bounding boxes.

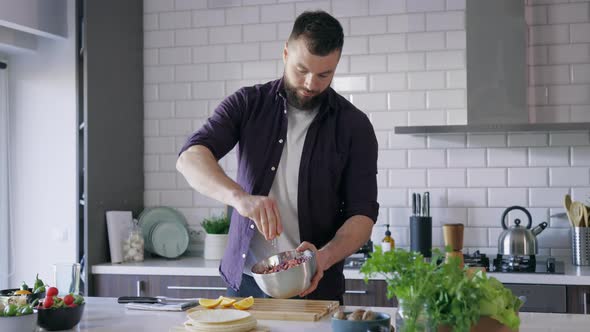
[343,279,396,307]
[78,0,144,296]
[503,284,567,313]
[94,274,227,299]
[567,285,590,314]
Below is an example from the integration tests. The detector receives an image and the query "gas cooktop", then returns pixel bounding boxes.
[464,251,565,274]
[343,251,565,274]
[343,256,367,269]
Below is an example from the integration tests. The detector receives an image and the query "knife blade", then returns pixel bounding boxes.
[117,296,199,304]
[423,192,430,217]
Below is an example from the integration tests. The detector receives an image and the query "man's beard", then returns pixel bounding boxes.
[283,76,328,110]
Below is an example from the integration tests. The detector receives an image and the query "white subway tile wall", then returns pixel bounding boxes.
[144,0,590,258]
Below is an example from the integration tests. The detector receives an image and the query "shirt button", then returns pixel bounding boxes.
[284,109,287,114]
[271,166,276,171]
[242,253,246,259]
[250,224,255,229]
[278,139,283,144]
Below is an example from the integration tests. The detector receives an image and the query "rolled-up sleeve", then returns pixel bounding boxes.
[178,88,247,160]
[341,113,379,223]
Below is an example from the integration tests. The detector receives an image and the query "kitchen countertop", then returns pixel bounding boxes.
[48,297,590,332]
[92,256,590,285]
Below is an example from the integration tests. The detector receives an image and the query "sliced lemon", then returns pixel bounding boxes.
[14,290,31,295]
[232,296,254,310]
[198,296,222,309]
[220,296,236,307]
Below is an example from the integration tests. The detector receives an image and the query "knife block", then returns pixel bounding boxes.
[410,216,432,258]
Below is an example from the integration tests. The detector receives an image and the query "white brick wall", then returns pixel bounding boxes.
[144,0,590,258]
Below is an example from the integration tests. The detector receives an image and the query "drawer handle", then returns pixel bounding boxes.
[345,290,368,294]
[167,286,227,291]
[584,292,588,315]
[136,280,144,297]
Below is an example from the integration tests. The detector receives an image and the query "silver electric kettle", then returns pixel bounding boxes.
[498,206,548,256]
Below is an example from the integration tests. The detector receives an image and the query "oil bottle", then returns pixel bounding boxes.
[381,224,395,252]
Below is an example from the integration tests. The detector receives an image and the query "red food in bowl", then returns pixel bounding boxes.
[262,255,312,274]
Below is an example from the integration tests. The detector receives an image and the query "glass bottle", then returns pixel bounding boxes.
[381,224,395,252]
[123,219,144,262]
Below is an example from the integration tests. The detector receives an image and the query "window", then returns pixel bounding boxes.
[0,61,11,289]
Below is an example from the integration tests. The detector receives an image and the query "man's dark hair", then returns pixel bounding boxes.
[288,11,344,56]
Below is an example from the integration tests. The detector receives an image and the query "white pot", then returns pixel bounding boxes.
[203,233,229,260]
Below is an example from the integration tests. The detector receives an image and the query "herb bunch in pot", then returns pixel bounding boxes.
[360,247,523,332]
[201,214,230,260]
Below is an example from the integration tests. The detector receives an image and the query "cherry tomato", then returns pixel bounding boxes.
[63,294,74,306]
[46,287,58,297]
[43,296,54,309]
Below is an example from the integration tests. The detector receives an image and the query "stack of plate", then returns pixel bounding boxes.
[183,309,257,332]
[138,207,190,259]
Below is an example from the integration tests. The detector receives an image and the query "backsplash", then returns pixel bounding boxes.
[143,0,590,258]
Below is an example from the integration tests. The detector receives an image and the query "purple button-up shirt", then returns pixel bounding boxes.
[180,78,379,300]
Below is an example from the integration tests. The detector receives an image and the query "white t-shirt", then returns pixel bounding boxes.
[244,104,319,275]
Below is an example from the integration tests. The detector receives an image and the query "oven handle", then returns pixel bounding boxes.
[584,292,588,315]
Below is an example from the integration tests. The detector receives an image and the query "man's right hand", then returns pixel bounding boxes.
[233,194,283,240]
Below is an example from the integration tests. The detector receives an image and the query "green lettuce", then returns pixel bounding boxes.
[473,271,522,329]
[361,247,522,332]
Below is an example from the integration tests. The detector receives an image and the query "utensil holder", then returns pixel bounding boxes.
[572,227,590,266]
[410,216,432,258]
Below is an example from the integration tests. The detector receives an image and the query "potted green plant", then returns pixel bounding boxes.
[201,214,230,260]
[360,247,522,332]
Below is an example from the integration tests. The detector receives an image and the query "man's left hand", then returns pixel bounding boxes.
[296,241,328,297]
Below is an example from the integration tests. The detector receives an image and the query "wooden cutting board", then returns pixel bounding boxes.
[187,298,339,321]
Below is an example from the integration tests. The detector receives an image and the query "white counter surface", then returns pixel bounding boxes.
[92,256,590,285]
[58,297,590,332]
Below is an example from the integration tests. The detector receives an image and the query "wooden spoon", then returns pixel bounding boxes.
[564,194,575,227]
[570,201,584,227]
[582,205,589,228]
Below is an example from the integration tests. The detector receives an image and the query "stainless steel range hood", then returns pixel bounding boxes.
[395,0,590,134]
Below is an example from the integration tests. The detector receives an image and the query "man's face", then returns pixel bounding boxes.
[282,38,340,110]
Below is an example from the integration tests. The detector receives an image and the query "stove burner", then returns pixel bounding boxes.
[463,250,489,270]
[343,257,367,269]
[494,254,536,272]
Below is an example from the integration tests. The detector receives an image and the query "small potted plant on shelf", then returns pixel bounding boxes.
[201,213,231,260]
